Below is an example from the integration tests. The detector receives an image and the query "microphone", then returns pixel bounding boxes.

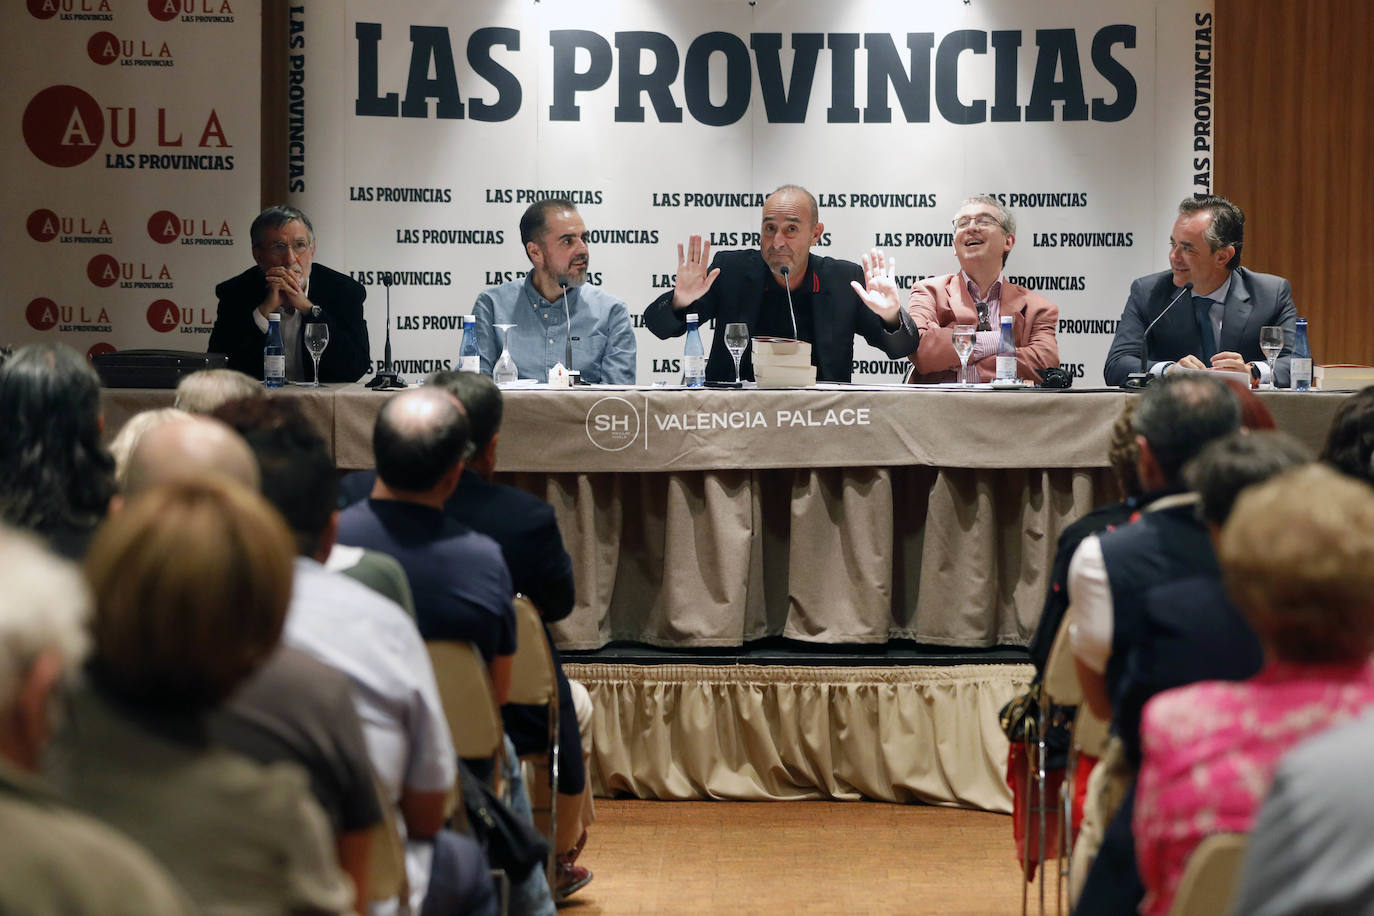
[558,276,575,377]
[1125,281,1192,389]
[365,271,407,390]
[780,265,798,339]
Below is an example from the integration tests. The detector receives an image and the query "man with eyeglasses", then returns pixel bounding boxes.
[901,195,1059,384]
[208,205,371,383]
[1103,196,1297,387]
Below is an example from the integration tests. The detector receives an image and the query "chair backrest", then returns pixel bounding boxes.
[1168,833,1248,916]
[1073,704,1110,758]
[506,596,558,707]
[426,640,504,762]
[1043,613,1083,705]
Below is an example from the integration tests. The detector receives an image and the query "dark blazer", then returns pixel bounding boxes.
[1103,267,1297,387]
[643,249,917,383]
[208,263,371,383]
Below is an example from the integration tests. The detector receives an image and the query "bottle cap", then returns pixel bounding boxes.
[686,313,699,323]
[1001,315,1013,325]
[269,312,281,321]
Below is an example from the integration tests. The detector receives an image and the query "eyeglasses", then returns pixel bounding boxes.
[263,239,312,258]
[952,214,1003,231]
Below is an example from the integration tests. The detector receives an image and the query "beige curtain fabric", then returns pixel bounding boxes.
[565,662,1033,812]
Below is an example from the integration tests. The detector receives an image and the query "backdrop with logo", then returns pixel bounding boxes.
[287,0,1215,385]
[1,0,260,358]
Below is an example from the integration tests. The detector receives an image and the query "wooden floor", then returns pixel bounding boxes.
[559,799,1034,915]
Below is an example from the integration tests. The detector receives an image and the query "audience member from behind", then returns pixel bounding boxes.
[214,396,497,916]
[1320,385,1374,484]
[119,412,382,912]
[174,367,265,414]
[1066,373,1261,914]
[340,370,594,897]
[1135,461,1374,916]
[0,343,115,559]
[46,479,353,915]
[106,407,192,490]
[0,527,195,915]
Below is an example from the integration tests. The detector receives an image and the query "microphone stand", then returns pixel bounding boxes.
[1123,281,1193,390]
[780,265,798,339]
[365,271,406,390]
[558,277,582,385]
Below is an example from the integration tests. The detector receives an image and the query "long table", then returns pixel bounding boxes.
[102,384,1348,649]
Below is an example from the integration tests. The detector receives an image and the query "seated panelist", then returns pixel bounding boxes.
[1103,195,1297,387]
[901,195,1059,384]
[208,205,370,384]
[643,184,916,383]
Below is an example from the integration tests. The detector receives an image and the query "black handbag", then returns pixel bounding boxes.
[456,759,549,879]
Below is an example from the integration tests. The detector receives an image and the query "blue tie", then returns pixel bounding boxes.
[1193,296,1217,360]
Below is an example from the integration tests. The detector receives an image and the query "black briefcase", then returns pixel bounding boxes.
[91,349,229,389]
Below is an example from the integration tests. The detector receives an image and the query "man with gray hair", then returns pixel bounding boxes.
[902,194,1059,384]
[208,204,371,383]
[646,184,916,383]
[1103,195,1298,387]
[0,526,196,914]
[174,368,265,414]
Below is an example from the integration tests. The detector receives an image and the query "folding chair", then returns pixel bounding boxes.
[1168,833,1248,916]
[506,595,561,886]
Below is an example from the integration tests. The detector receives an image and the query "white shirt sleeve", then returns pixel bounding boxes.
[1066,534,1115,674]
[252,307,270,334]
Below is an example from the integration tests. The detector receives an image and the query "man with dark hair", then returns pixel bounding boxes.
[1067,374,1263,913]
[645,184,917,383]
[213,396,497,916]
[208,204,371,383]
[338,372,594,898]
[1187,429,1314,530]
[337,389,516,699]
[0,343,115,560]
[1104,195,1298,387]
[473,198,636,384]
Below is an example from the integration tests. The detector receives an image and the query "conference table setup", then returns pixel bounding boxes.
[100,380,1352,810]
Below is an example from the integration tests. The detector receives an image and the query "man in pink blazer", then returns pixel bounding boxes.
[905,196,1059,384]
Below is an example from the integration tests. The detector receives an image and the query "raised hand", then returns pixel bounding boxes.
[850,247,902,326]
[672,234,721,310]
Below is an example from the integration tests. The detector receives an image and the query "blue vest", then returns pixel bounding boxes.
[1098,497,1264,767]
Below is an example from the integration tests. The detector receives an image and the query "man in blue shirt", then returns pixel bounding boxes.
[473,199,637,385]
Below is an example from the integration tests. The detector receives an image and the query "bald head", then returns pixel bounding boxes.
[123,416,260,498]
[373,388,470,494]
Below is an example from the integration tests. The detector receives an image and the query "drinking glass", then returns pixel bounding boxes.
[302,322,329,388]
[952,324,977,386]
[1258,326,1284,390]
[493,323,519,386]
[724,322,749,384]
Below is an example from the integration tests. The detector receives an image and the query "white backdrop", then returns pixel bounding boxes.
[1,0,261,358]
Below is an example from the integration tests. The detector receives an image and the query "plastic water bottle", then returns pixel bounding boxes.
[683,313,705,388]
[458,315,480,373]
[1290,317,1312,390]
[264,312,285,388]
[995,315,1016,382]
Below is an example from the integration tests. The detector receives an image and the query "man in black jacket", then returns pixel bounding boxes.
[208,205,370,383]
[643,185,916,382]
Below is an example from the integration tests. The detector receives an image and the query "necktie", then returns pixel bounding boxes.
[1193,296,1217,360]
[976,301,991,332]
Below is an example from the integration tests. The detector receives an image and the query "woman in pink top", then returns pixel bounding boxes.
[1134,461,1374,916]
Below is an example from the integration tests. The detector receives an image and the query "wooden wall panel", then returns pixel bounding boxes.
[1217,0,1374,365]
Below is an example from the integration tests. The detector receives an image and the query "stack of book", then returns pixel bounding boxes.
[752,337,816,387]
[1314,365,1374,390]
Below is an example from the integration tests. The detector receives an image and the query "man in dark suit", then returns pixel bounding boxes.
[208,205,371,383]
[643,185,917,383]
[1103,196,1298,388]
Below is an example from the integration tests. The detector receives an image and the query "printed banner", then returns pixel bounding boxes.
[1,0,261,359]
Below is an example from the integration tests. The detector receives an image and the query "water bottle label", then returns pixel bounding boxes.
[264,354,286,386]
[1291,357,1312,389]
[458,355,480,373]
[684,354,705,377]
[996,355,1017,380]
